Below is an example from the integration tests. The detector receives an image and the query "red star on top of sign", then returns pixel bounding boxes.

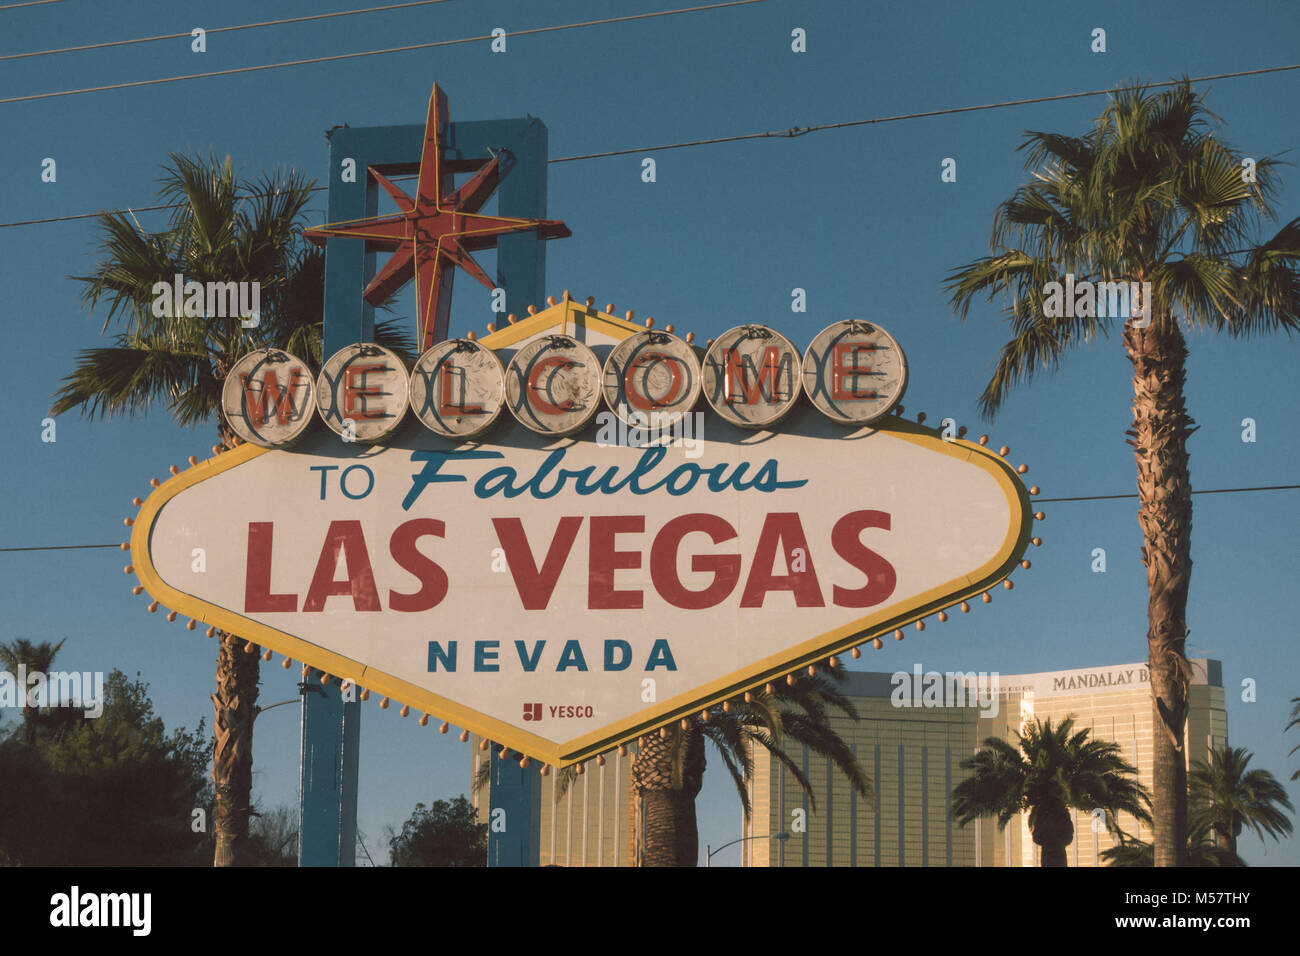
[304,84,571,351]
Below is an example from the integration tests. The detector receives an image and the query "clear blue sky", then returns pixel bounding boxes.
[1,0,1297,866]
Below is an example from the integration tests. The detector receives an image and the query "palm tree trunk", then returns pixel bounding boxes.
[630,727,705,866]
[1124,316,1195,868]
[1040,843,1069,867]
[211,422,261,867]
[212,632,260,866]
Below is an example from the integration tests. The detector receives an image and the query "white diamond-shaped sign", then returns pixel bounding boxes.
[131,300,1032,767]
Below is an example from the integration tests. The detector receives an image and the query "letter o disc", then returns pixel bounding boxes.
[601,330,701,426]
[801,320,907,425]
[505,336,603,436]
[702,325,801,429]
[222,348,316,448]
[409,338,506,439]
[316,343,410,443]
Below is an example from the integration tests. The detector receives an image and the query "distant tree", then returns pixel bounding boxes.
[246,804,299,866]
[388,796,487,867]
[0,669,211,865]
[0,638,67,745]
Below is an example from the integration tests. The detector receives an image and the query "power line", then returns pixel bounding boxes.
[0,0,766,105]
[551,63,1300,162]
[3,60,1296,232]
[1036,483,1300,503]
[0,0,457,62]
[0,0,64,9]
[3,483,1297,553]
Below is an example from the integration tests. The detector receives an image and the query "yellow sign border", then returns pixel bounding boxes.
[131,299,1033,767]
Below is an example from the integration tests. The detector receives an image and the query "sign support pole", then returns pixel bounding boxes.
[297,105,554,867]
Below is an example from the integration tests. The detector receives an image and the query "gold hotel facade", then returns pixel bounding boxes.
[473,658,1226,866]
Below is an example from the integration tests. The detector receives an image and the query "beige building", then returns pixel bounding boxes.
[473,658,1226,866]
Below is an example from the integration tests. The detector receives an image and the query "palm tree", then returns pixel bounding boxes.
[1101,818,1242,867]
[952,717,1152,867]
[52,153,409,866]
[945,80,1300,865]
[475,668,872,866]
[1189,744,1293,858]
[632,669,872,867]
[0,638,66,745]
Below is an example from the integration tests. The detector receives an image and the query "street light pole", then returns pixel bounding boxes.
[706,831,791,867]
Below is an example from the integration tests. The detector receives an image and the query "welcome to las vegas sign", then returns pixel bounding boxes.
[129,297,1034,768]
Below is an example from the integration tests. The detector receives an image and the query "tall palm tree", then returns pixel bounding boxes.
[1189,744,1293,858]
[0,638,66,745]
[952,717,1152,867]
[945,80,1300,865]
[52,153,408,866]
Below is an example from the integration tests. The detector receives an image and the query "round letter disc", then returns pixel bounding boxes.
[505,336,603,436]
[801,319,907,425]
[409,339,506,439]
[601,330,702,427]
[222,348,316,447]
[702,325,801,429]
[316,343,410,443]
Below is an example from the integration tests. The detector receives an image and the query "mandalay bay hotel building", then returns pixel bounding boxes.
[473,658,1226,866]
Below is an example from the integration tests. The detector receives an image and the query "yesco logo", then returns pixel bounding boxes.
[522,701,594,720]
[50,886,151,936]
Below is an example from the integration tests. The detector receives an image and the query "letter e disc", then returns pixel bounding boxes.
[505,336,602,436]
[702,325,801,429]
[222,348,316,447]
[801,320,907,425]
[602,329,701,426]
[316,343,410,443]
[409,339,506,439]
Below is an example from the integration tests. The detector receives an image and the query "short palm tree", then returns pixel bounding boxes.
[478,668,872,867]
[0,638,66,745]
[630,668,872,867]
[1189,744,1293,858]
[946,80,1300,865]
[53,153,408,866]
[952,717,1152,867]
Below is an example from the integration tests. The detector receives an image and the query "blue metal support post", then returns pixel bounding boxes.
[298,107,554,867]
